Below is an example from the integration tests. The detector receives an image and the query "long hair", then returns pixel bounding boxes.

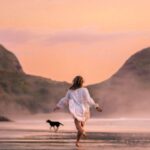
[69,75,84,90]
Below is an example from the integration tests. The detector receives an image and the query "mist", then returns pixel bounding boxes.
[88,48,150,118]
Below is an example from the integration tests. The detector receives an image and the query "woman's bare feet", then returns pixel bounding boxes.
[76,141,79,147]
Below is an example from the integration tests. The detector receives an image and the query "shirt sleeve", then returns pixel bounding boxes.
[83,88,99,108]
[56,90,70,109]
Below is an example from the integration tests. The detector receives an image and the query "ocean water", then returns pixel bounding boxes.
[0,114,150,150]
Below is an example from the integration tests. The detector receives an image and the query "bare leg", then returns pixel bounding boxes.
[76,131,82,147]
[81,121,86,137]
[74,118,85,147]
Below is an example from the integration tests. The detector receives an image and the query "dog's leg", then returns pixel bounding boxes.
[53,126,56,132]
[53,126,59,132]
[56,126,59,132]
[54,126,58,132]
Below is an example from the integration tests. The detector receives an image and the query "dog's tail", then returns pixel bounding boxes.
[60,123,64,126]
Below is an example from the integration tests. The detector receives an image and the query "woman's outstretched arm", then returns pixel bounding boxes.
[83,88,102,112]
[53,90,70,111]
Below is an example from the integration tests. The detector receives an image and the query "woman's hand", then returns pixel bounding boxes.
[53,106,60,112]
[96,106,102,112]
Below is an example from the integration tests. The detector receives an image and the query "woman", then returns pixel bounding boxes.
[53,75,102,147]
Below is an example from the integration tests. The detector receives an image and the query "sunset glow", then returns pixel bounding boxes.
[0,0,150,84]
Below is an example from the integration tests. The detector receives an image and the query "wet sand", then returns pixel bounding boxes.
[0,130,150,150]
[1,115,150,150]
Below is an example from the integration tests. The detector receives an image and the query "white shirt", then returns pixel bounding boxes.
[56,87,99,122]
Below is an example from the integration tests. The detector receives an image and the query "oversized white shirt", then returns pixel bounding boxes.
[56,87,99,122]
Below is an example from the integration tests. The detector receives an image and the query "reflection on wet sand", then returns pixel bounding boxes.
[1,118,150,149]
[0,131,150,150]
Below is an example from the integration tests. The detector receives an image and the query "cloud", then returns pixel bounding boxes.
[45,30,148,44]
[0,29,37,44]
[0,28,149,46]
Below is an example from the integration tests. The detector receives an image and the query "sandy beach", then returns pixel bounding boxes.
[0,130,150,150]
[0,114,150,150]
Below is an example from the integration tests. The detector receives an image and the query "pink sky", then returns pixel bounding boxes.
[0,0,150,85]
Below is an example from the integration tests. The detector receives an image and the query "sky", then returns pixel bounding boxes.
[0,0,150,85]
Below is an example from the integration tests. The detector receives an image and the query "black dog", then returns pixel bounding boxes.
[46,120,63,132]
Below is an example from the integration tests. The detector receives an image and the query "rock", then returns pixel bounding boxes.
[0,115,11,122]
